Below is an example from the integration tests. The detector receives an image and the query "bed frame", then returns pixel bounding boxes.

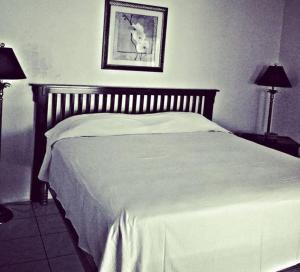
[30,83,219,204]
[30,84,300,272]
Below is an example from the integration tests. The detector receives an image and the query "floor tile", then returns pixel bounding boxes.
[42,232,76,258]
[49,254,85,272]
[0,260,50,272]
[32,201,59,217]
[0,217,39,241]
[0,236,46,267]
[5,202,34,219]
[37,214,67,235]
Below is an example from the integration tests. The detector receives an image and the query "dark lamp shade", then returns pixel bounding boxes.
[255,65,291,88]
[0,47,26,80]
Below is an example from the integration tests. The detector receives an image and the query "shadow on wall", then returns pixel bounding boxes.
[248,64,269,134]
[1,128,34,167]
[255,89,268,134]
[248,64,266,85]
[288,69,299,88]
[0,128,34,203]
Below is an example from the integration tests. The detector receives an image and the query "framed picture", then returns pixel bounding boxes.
[101,0,168,72]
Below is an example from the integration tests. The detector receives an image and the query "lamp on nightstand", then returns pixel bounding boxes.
[255,64,292,137]
[0,43,26,224]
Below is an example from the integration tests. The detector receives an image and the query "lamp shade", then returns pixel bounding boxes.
[255,65,291,88]
[0,46,26,80]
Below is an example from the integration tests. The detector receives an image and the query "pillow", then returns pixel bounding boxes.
[45,112,229,141]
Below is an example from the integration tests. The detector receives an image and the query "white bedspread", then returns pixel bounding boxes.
[39,113,300,272]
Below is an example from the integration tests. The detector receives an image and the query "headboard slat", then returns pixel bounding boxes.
[70,94,75,115]
[51,94,57,127]
[78,94,83,114]
[198,96,203,114]
[94,94,99,113]
[117,94,122,113]
[191,96,197,112]
[146,95,151,113]
[132,95,137,114]
[124,94,130,113]
[173,95,178,111]
[60,94,66,119]
[110,94,115,113]
[179,96,184,112]
[139,95,145,113]
[102,94,107,112]
[160,95,165,112]
[86,94,91,113]
[185,96,191,112]
[153,95,158,112]
[166,95,171,111]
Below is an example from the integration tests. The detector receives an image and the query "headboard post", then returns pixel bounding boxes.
[31,85,49,204]
[203,92,217,120]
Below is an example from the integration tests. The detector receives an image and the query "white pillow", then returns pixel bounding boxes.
[46,112,229,141]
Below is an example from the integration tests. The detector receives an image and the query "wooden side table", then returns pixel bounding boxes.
[235,132,300,157]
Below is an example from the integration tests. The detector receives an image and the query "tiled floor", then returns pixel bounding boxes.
[0,200,85,272]
[2,201,300,272]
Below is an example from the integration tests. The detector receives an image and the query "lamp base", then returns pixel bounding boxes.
[0,204,13,224]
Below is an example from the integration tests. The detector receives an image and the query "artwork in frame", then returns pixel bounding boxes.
[101,0,168,72]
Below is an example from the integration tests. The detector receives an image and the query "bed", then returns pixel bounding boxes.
[30,84,300,272]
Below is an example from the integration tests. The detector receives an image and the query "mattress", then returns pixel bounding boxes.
[39,113,300,272]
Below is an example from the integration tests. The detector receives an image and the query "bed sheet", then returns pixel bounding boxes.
[46,132,300,272]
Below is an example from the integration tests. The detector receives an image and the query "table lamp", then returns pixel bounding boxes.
[0,43,26,224]
[255,64,291,136]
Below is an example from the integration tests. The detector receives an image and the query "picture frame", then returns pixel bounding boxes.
[101,0,168,72]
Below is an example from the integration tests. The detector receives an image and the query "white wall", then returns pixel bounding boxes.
[275,0,300,142]
[0,0,284,202]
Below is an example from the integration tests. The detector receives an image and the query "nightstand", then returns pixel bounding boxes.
[235,132,300,157]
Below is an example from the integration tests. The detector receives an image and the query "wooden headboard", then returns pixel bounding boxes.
[30,83,220,204]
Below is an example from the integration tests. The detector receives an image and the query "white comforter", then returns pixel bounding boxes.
[39,113,300,272]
